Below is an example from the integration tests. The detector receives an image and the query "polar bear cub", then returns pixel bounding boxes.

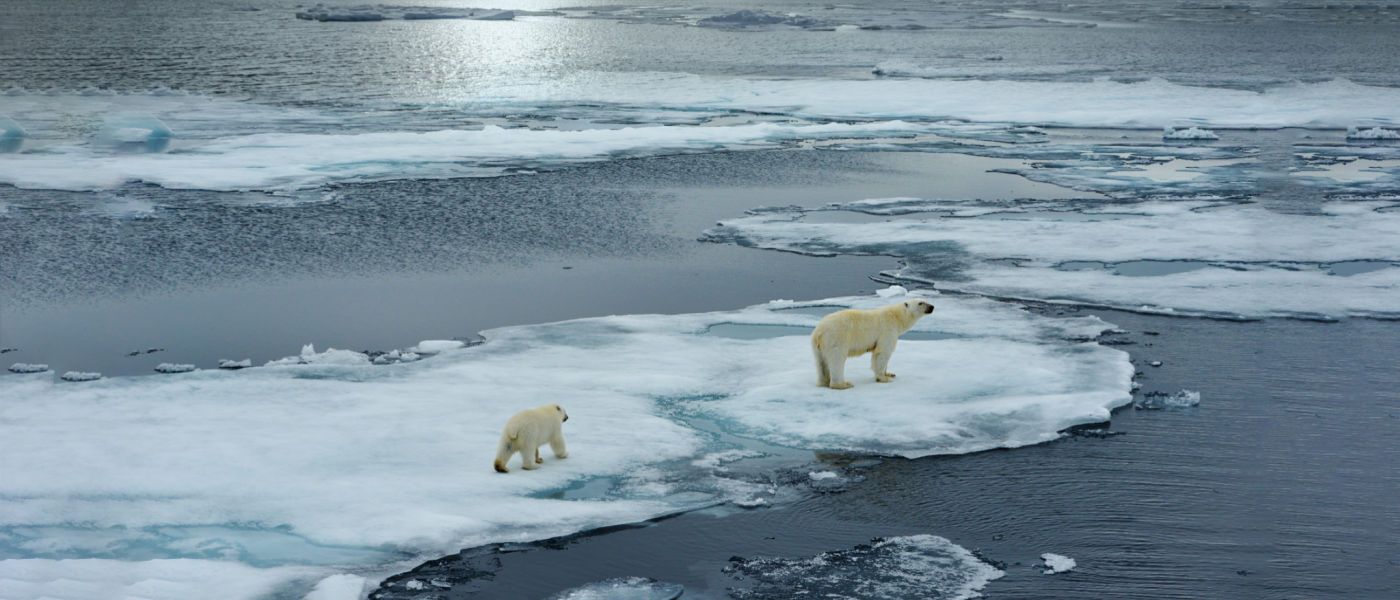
[493,403,569,473]
[811,299,934,389]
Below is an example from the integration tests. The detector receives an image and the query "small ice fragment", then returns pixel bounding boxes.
[0,114,26,153]
[1137,390,1200,410]
[405,579,427,591]
[1163,126,1219,140]
[734,497,769,508]
[61,371,102,382]
[876,285,909,298]
[1041,553,1076,574]
[410,340,465,354]
[1346,126,1400,140]
[398,352,421,362]
[154,363,196,374]
[96,116,173,152]
[8,363,49,374]
[1148,360,1163,367]
[808,470,840,481]
[218,359,252,370]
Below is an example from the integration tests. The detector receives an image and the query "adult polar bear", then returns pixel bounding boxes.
[811,298,935,389]
[494,403,569,473]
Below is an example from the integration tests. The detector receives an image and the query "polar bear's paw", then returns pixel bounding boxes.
[536,455,545,464]
[829,381,854,390]
[876,372,896,383]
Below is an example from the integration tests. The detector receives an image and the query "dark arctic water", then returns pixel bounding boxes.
[4,1,1400,598]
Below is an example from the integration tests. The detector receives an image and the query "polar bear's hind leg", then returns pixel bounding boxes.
[824,347,853,390]
[813,341,831,387]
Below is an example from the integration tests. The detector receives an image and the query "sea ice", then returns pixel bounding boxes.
[94,116,173,153]
[725,535,1004,599]
[59,371,102,382]
[1163,126,1219,140]
[218,359,253,369]
[410,339,466,354]
[154,363,197,374]
[0,114,26,153]
[1041,552,1077,574]
[0,289,1130,599]
[696,10,834,30]
[7,363,49,374]
[704,198,1400,319]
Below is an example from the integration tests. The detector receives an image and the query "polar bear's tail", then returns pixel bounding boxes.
[493,429,517,473]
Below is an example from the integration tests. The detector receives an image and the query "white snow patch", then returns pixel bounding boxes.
[0,559,328,600]
[410,339,465,354]
[303,573,371,600]
[1041,552,1077,574]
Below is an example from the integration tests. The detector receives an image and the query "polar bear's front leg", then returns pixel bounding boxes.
[872,337,897,383]
[550,431,569,459]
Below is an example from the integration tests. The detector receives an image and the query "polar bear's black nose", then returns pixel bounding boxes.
[563,415,569,422]
[924,305,934,314]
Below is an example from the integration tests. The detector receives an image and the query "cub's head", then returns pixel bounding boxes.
[547,403,569,422]
[903,299,935,317]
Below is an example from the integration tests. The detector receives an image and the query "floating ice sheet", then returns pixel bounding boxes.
[1040,552,1077,574]
[705,199,1400,319]
[1,289,1129,599]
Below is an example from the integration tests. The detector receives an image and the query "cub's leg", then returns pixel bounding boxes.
[549,430,569,459]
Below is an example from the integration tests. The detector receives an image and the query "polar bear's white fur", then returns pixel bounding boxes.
[811,299,934,389]
[493,403,569,473]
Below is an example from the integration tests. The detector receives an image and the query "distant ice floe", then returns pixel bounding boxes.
[7,363,49,374]
[59,371,102,382]
[725,535,1004,599]
[153,363,196,374]
[1292,145,1400,195]
[1041,552,1077,574]
[704,199,1400,320]
[217,358,252,370]
[873,60,1112,79]
[94,116,173,153]
[1163,126,1219,140]
[0,120,928,192]
[1347,126,1400,140]
[0,289,1130,599]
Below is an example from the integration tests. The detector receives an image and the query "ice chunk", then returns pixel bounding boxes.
[410,339,466,354]
[1041,552,1076,574]
[808,470,840,481]
[7,363,49,374]
[545,576,684,600]
[1163,126,1219,140]
[218,359,253,370]
[725,535,1003,599]
[1136,390,1201,410]
[696,10,834,30]
[95,116,173,153]
[1347,126,1400,140]
[0,114,25,153]
[265,343,369,366]
[154,363,197,374]
[60,371,102,382]
[875,285,909,298]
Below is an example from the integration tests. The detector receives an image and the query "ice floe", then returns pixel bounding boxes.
[0,559,331,600]
[293,4,541,22]
[218,358,253,370]
[704,198,1400,319]
[59,371,102,382]
[0,121,928,192]
[0,289,1129,598]
[1136,390,1201,410]
[153,363,196,374]
[724,535,1004,599]
[7,363,49,374]
[0,114,26,152]
[1040,552,1077,574]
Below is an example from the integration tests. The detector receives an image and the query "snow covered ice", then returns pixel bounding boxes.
[544,576,684,600]
[0,288,1131,599]
[1346,126,1400,140]
[1163,126,1219,140]
[704,198,1400,320]
[1041,553,1077,574]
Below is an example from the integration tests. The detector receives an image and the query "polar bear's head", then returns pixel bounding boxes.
[547,403,569,422]
[903,299,935,316]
